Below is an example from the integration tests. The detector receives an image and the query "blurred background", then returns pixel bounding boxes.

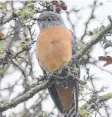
[0,0,112,117]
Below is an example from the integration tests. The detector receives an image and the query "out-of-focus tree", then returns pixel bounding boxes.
[0,0,112,117]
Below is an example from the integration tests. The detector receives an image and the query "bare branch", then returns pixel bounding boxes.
[78,23,112,59]
[0,80,49,112]
[79,93,112,116]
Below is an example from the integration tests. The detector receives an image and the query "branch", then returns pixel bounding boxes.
[79,93,112,116]
[0,80,49,112]
[0,66,85,113]
[80,1,96,40]
[83,93,112,109]
[78,23,112,59]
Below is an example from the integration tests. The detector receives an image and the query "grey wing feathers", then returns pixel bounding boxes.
[41,69,63,113]
[37,60,63,113]
[70,30,78,55]
[70,30,80,114]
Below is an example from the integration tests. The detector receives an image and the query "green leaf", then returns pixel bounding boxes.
[0,3,5,9]
[20,39,30,47]
[15,58,21,62]
[16,3,34,20]
[79,109,90,116]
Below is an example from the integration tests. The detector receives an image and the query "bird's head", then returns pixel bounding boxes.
[38,11,65,29]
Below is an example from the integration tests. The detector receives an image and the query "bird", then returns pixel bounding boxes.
[36,11,80,117]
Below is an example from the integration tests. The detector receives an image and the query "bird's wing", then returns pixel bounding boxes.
[48,84,64,113]
[36,65,63,113]
[70,30,80,114]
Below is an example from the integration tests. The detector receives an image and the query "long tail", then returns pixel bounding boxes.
[64,82,78,117]
[48,79,79,117]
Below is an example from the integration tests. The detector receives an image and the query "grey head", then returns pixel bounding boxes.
[38,11,66,29]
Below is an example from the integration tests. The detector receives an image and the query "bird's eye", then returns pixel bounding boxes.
[46,17,53,22]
